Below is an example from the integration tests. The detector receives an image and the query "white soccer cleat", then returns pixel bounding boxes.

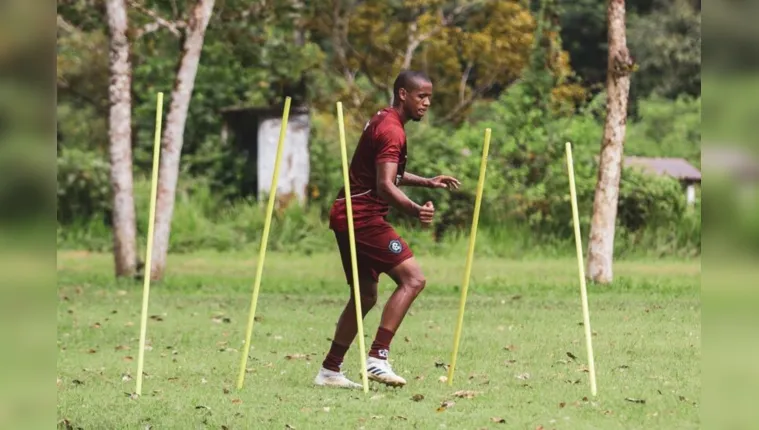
[313,367,362,389]
[366,356,407,387]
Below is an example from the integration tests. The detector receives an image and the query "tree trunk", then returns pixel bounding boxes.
[105,0,137,277]
[150,0,215,280]
[586,0,634,284]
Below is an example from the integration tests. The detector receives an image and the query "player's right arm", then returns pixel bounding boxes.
[377,162,434,225]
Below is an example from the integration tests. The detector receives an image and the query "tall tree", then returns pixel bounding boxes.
[586,0,636,284]
[105,0,137,277]
[150,0,215,280]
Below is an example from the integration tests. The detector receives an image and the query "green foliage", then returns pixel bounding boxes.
[626,95,701,167]
[57,148,111,225]
[628,0,701,99]
[56,0,702,259]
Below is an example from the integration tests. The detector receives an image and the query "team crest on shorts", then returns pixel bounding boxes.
[388,239,403,254]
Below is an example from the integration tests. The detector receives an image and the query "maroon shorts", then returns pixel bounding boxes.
[333,221,414,284]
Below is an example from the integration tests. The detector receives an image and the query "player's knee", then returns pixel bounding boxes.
[405,275,426,295]
[361,293,378,310]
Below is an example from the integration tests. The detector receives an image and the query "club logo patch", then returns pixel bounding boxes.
[388,239,403,254]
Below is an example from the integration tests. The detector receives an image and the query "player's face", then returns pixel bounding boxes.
[403,80,433,122]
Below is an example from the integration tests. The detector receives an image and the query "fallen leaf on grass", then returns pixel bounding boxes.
[404,336,411,343]
[437,400,455,412]
[195,405,210,411]
[504,360,517,366]
[285,354,309,360]
[491,417,506,424]
[504,345,517,352]
[72,379,84,386]
[411,394,425,402]
[625,397,646,404]
[122,374,132,382]
[393,416,408,421]
[124,356,133,362]
[515,373,530,380]
[415,375,425,381]
[438,376,448,383]
[453,390,479,399]
[91,323,101,329]
[231,399,242,404]
[149,315,163,322]
[87,349,97,354]
[285,425,296,429]
[434,361,447,369]
[566,352,577,360]
[115,345,129,351]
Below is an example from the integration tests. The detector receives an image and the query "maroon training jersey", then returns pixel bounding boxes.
[329,107,407,231]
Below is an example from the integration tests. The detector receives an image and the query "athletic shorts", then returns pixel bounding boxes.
[333,221,414,285]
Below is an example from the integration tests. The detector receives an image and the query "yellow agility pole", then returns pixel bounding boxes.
[448,127,491,386]
[336,101,369,393]
[236,97,292,390]
[136,91,164,396]
[565,141,598,397]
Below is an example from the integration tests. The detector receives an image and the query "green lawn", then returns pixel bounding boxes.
[57,251,700,429]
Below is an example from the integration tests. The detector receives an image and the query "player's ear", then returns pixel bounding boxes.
[398,87,407,102]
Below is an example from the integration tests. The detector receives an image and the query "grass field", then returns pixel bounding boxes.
[57,250,700,429]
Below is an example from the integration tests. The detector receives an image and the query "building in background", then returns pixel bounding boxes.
[623,156,702,205]
[220,103,310,207]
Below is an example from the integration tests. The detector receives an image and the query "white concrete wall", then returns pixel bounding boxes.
[686,183,696,205]
[257,112,310,206]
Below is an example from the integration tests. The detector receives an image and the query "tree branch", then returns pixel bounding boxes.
[459,61,473,103]
[442,78,494,123]
[56,15,78,34]
[128,0,186,37]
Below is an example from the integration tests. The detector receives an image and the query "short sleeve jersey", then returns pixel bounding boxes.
[329,107,407,231]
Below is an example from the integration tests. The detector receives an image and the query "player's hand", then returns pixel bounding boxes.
[418,201,435,228]
[429,175,461,190]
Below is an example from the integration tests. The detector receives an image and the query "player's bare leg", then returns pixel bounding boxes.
[314,279,377,389]
[365,257,426,387]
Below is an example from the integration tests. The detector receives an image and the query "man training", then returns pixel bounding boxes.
[314,70,461,389]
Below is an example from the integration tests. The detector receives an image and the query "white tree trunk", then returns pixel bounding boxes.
[105,0,137,277]
[586,0,634,284]
[150,0,215,280]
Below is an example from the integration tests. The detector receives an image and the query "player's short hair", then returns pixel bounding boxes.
[392,70,431,104]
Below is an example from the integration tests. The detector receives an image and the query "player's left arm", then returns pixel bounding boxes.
[400,172,461,190]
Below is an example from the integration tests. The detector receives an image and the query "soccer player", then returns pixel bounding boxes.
[314,70,460,389]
